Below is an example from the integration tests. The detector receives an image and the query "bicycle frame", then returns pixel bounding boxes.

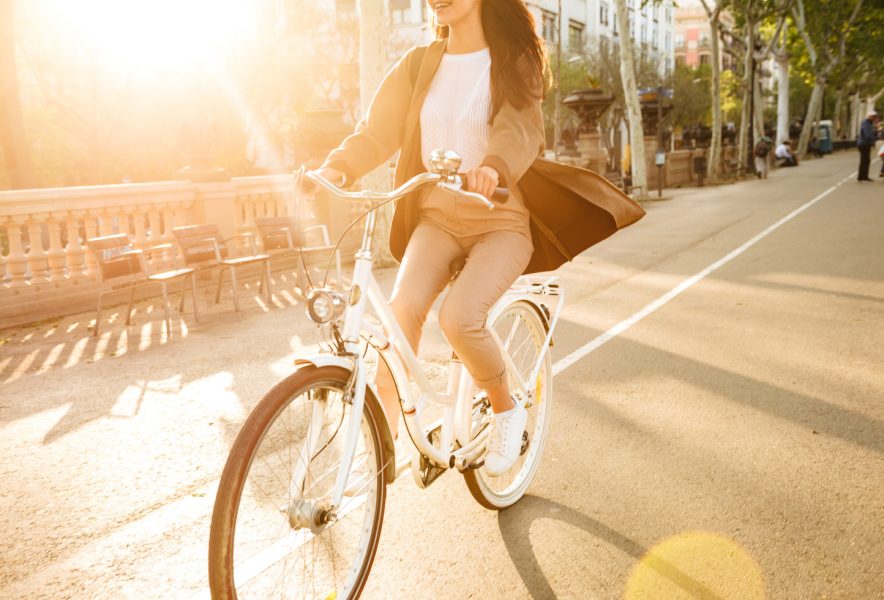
[297,171,564,509]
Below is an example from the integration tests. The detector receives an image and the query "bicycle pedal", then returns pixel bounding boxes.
[520,430,530,456]
[410,426,448,489]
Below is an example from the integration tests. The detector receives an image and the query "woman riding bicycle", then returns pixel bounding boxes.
[315,0,548,476]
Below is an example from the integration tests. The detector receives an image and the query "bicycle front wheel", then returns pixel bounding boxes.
[209,365,387,600]
[464,300,553,510]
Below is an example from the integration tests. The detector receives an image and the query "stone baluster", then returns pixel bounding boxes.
[161,205,176,267]
[65,211,87,278]
[26,217,50,285]
[98,209,115,236]
[3,218,29,288]
[83,213,100,277]
[148,206,163,246]
[132,207,148,250]
[46,215,68,281]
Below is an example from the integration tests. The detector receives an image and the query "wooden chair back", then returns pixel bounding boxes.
[86,234,145,283]
[173,224,229,266]
[254,216,303,251]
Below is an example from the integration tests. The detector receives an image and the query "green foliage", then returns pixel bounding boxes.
[668,63,712,129]
[720,69,743,124]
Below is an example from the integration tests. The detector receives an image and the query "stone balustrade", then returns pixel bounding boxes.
[0,176,359,328]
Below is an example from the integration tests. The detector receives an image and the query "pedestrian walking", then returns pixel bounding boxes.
[857,110,879,182]
[754,136,771,178]
[775,140,798,167]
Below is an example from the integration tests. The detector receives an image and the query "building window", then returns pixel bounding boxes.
[653,3,659,21]
[600,2,610,27]
[569,20,584,51]
[652,30,658,49]
[390,0,411,24]
[665,32,671,52]
[541,9,557,44]
[675,33,685,49]
[700,54,711,66]
[391,8,411,24]
[699,31,710,49]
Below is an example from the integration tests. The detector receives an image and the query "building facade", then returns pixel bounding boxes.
[673,0,735,71]
[527,0,676,74]
[382,0,676,73]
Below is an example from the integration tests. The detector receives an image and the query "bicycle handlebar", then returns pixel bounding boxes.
[302,170,507,210]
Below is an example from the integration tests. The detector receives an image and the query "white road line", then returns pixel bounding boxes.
[551,171,856,377]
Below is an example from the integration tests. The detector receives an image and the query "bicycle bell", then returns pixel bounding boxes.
[428,149,462,179]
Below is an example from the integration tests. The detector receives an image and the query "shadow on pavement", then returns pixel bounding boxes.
[497,495,724,600]
[554,316,884,455]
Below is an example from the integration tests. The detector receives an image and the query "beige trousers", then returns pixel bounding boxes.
[375,220,533,396]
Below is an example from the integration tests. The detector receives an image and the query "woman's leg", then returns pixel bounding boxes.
[374,223,463,437]
[438,230,533,412]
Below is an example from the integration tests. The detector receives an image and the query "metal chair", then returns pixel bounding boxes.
[172,224,272,312]
[254,216,343,292]
[86,233,199,337]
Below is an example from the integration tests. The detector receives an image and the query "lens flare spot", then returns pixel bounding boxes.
[625,531,764,600]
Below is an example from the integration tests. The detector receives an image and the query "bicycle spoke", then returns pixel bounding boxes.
[212,371,385,599]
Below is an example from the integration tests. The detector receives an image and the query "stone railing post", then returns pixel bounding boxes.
[4,218,29,288]
[83,213,100,277]
[26,217,49,284]
[46,216,68,281]
[192,181,238,244]
[66,211,87,278]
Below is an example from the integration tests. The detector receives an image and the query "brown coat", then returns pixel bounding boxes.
[323,39,645,274]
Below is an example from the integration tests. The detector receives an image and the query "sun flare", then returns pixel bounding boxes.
[31,0,258,73]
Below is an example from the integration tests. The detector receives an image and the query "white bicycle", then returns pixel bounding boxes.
[208,150,564,599]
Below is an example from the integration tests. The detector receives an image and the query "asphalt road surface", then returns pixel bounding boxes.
[1,150,881,599]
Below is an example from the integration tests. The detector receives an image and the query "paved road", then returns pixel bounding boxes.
[1,151,882,599]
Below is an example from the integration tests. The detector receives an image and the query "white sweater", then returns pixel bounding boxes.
[420,47,492,173]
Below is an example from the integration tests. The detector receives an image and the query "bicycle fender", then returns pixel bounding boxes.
[294,355,355,371]
[293,355,398,485]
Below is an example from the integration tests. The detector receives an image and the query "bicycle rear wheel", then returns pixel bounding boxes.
[209,365,387,600]
[464,300,553,510]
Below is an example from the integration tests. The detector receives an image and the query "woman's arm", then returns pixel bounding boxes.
[320,46,424,184]
[480,67,546,187]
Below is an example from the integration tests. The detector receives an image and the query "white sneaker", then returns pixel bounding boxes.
[484,403,528,477]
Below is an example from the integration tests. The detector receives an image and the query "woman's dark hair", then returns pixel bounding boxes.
[434,0,550,118]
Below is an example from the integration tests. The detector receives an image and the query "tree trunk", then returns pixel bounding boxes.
[613,0,647,199]
[775,49,790,145]
[737,27,754,172]
[358,0,393,264]
[797,78,824,157]
[832,89,844,139]
[848,92,860,140]
[754,76,764,142]
[0,0,35,189]
[707,17,723,180]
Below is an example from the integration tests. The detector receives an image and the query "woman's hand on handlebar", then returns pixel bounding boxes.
[464,165,499,200]
[313,167,345,187]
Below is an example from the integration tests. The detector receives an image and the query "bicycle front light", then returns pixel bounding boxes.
[306,288,346,324]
